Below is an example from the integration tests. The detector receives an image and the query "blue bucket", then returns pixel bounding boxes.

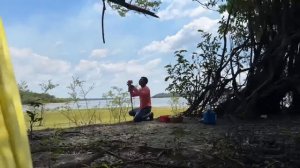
[203,110,216,125]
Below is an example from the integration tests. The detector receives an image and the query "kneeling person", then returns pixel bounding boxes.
[128,77,153,122]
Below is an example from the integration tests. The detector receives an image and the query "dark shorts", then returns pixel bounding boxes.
[129,106,151,122]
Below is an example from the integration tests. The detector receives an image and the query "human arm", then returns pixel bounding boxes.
[127,80,139,97]
[129,85,140,97]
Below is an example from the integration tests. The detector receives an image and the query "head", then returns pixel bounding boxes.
[139,77,148,87]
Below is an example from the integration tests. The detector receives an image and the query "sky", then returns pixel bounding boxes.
[0,0,221,98]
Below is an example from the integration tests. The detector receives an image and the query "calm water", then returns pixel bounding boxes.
[30,97,187,110]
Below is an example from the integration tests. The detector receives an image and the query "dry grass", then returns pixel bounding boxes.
[25,107,174,130]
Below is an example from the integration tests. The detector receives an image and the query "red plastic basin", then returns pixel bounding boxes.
[159,115,170,123]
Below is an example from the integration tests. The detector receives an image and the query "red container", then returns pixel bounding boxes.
[159,115,170,123]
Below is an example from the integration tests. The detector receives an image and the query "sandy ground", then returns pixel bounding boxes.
[30,116,300,168]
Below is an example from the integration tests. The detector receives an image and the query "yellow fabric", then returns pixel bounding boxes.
[0,18,33,168]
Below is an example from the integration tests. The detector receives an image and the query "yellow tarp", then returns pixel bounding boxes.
[0,18,32,168]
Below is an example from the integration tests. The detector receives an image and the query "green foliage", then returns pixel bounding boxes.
[164,0,259,115]
[18,81,69,104]
[103,86,130,123]
[168,93,186,116]
[18,80,29,93]
[166,0,300,117]
[38,80,59,126]
[22,80,59,129]
[19,90,56,104]
[165,31,222,112]
[165,49,195,103]
[67,76,95,109]
[39,80,59,94]
[26,101,43,139]
[61,76,101,126]
[152,92,180,98]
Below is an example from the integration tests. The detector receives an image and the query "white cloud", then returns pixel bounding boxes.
[139,17,218,55]
[72,58,165,97]
[10,47,72,95]
[75,60,99,72]
[158,0,209,20]
[10,47,71,75]
[90,49,109,59]
[75,58,161,77]
[10,46,164,97]
[9,48,32,58]
[74,58,162,85]
[189,6,208,17]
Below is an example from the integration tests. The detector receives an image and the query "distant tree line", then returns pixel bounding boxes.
[152,93,180,98]
[19,90,70,104]
[18,80,70,104]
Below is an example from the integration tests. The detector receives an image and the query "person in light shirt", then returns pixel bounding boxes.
[127,77,153,122]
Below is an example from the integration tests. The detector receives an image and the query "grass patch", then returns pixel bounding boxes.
[25,107,173,130]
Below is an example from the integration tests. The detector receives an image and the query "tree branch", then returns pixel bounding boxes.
[101,0,106,43]
[107,0,159,18]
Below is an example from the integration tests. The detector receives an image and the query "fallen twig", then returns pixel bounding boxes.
[205,153,245,168]
[265,160,281,168]
[224,156,245,168]
[56,131,87,136]
[110,150,166,167]
[98,146,127,161]
[156,150,165,158]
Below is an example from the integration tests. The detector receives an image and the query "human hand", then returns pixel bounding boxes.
[128,85,135,91]
[127,80,133,86]
[127,80,133,92]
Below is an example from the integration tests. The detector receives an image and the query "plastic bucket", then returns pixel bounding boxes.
[203,110,216,125]
[159,115,170,123]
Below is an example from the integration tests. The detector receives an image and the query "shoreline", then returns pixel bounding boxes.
[25,107,177,130]
[23,97,187,111]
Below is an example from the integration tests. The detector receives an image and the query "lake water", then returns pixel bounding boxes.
[33,97,187,110]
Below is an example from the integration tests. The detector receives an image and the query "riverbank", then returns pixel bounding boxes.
[30,115,300,168]
[31,97,187,110]
[26,107,174,130]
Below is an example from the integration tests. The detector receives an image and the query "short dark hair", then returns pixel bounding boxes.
[141,77,148,84]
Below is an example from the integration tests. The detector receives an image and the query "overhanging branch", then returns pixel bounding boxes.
[107,0,159,18]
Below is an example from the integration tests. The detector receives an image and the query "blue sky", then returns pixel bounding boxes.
[0,0,220,98]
